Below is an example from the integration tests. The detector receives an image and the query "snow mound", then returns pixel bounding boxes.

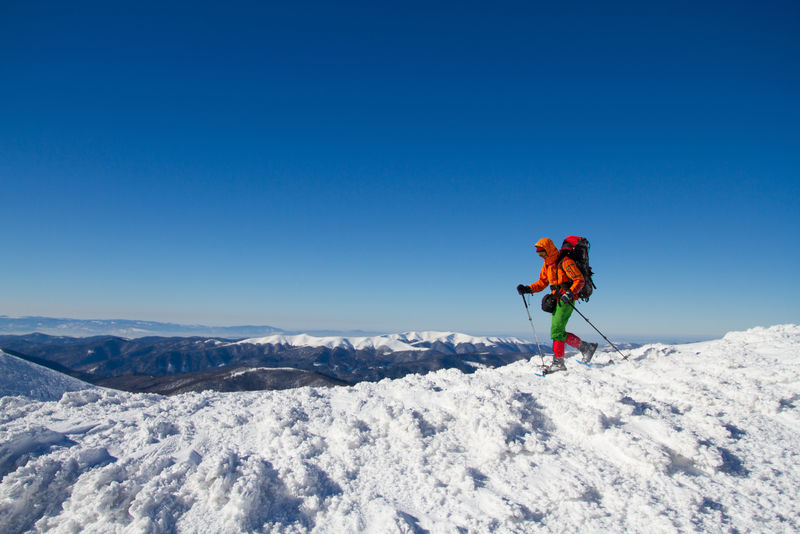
[1,325,799,533]
[721,323,800,345]
[0,350,95,402]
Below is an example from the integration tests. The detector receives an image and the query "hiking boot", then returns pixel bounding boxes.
[579,341,598,363]
[543,356,566,374]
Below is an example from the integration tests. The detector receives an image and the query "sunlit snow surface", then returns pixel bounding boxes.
[0,353,94,402]
[1,325,799,533]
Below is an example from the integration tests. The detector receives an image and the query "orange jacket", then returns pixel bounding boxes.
[528,238,585,298]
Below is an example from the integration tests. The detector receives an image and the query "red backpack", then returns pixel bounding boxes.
[559,236,595,301]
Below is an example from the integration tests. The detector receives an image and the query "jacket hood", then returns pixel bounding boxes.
[535,237,561,264]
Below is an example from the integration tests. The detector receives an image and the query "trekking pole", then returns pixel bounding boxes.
[566,301,630,360]
[521,294,547,367]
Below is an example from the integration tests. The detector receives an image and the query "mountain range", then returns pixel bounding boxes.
[0,331,547,394]
[0,315,284,338]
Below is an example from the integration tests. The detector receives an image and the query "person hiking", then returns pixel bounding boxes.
[517,237,597,373]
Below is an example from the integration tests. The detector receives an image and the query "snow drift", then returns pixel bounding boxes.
[1,325,799,533]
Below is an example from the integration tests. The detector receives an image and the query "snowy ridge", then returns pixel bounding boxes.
[0,350,95,402]
[238,330,530,353]
[237,333,423,352]
[389,331,530,347]
[1,325,799,532]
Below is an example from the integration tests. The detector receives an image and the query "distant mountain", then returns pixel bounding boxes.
[0,316,283,338]
[238,331,536,355]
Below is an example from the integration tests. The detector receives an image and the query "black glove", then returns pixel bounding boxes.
[560,290,574,303]
[517,284,532,295]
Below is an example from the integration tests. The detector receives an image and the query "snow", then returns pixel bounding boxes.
[389,331,529,346]
[1,325,800,533]
[237,333,425,352]
[227,367,311,378]
[237,331,530,353]
[0,350,95,402]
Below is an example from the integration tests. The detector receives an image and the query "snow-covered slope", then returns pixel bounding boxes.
[0,350,95,402]
[1,325,799,533]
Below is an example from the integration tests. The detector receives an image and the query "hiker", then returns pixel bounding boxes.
[517,237,597,373]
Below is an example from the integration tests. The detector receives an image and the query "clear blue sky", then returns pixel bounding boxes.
[1,1,798,341]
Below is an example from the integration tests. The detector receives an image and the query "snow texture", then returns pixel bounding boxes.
[0,350,95,401]
[1,325,799,533]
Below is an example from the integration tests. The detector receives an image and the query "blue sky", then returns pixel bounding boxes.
[1,1,798,340]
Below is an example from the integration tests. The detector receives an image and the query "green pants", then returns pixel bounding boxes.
[550,300,574,341]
